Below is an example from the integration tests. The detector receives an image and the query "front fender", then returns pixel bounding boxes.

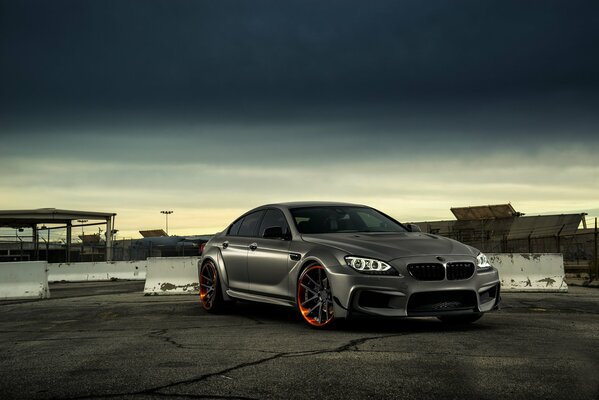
[288,242,350,318]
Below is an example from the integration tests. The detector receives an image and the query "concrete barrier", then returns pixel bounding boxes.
[0,261,50,300]
[488,253,567,292]
[48,261,147,282]
[143,257,200,295]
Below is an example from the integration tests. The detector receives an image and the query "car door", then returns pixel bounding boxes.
[247,208,292,299]
[220,210,265,291]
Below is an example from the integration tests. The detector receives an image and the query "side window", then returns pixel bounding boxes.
[259,209,290,238]
[237,211,265,237]
[227,218,244,236]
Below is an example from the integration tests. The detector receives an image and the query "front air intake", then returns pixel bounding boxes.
[407,290,478,314]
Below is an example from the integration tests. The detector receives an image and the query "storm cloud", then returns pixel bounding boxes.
[2,0,598,111]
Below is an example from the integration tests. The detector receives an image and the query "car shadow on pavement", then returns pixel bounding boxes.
[190,299,493,334]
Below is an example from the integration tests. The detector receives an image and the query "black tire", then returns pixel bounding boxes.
[199,260,225,313]
[437,313,483,324]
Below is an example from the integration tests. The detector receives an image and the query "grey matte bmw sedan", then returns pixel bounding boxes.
[199,202,500,328]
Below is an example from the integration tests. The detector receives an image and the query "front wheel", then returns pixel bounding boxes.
[199,260,225,313]
[437,313,483,324]
[297,265,335,328]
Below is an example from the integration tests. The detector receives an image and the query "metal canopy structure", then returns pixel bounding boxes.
[451,204,521,220]
[412,203,587,255]
[0,208,116,262]
[507,214,583,239]
[139,229,168,238]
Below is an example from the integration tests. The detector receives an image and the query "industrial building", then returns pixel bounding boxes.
[413,204,596,274]
[1,205,596,277]
[0,208,209,263]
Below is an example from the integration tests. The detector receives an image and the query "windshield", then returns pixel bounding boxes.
[290,206,407,234]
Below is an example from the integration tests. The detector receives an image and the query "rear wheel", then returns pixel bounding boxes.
[437,313,483,324]
[199,260,224,313]
[297,265,335,328]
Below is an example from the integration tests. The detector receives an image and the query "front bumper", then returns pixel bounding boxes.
[326,255,500,319]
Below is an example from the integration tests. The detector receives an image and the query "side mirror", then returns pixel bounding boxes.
[406,223,421,232]
[263,226,287,240]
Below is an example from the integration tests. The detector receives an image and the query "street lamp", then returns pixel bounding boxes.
[77,219,88,238]
[41,225,49,260]
[160,211,173,235]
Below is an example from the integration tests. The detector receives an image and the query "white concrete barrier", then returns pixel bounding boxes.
[488,253,568,292]
[48,261,147,282]
[0,261,50,300]
[143,257,200,295]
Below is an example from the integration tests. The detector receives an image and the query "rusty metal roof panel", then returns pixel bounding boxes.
[139,229,168,238]
[451,204,518,220]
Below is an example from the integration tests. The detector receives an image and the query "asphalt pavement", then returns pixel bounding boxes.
[0,282,597,399]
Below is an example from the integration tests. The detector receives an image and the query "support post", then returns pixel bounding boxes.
[556,224,565,254]
[594,217,598,280]
[33,224,39,261]
[480,220,485,252]
[66,222,72,263]
[105,216,113,262]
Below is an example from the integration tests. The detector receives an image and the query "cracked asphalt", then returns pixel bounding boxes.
[1,282,598,400]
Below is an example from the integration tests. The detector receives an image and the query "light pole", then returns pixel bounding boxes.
[77,219,88,237]
[41,225,49,260]
[77,219,88,259]
[160,211,173,235]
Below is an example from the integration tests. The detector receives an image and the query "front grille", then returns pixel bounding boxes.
[407,290,478,314]
[446,262,475,280]
[407,263,445,281]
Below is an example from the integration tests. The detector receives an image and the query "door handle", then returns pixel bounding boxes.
[249,243,258,251]
[222,241,229,249]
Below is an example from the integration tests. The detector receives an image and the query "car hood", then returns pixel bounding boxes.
[300,232,478,260]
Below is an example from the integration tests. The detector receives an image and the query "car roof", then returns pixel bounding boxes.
[259,201,368,209]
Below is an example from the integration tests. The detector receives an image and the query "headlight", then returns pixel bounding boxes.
[476,252,492,269]
[345,256,395,275]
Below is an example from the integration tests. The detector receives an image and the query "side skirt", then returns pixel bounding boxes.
[226,289,296,308]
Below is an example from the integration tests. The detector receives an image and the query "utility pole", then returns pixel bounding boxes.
[161,211,174,235]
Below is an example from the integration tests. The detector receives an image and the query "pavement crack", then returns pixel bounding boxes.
[152,353,287,393]
[52,333,405,400]
[334,334,400,352]
[149,329,187,349]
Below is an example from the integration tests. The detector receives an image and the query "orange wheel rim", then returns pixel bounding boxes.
[297,265,334,327]
[199,261,217,310]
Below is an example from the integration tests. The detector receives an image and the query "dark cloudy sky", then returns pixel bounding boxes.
[1,0,598,236]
